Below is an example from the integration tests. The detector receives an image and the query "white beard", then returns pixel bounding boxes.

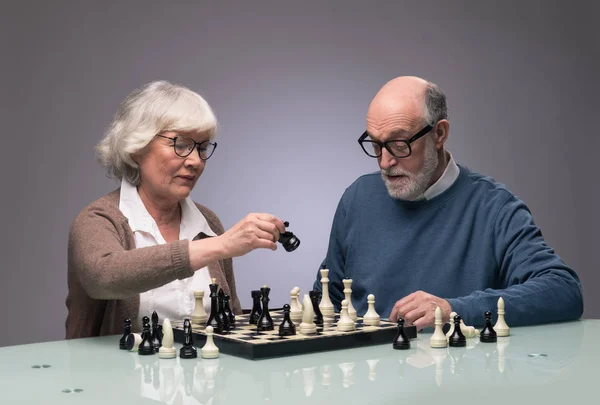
[381,136,439,200]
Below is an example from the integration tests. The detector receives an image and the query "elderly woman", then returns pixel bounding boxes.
[65,80,285,339]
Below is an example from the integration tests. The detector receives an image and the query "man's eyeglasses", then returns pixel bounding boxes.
[358,125,432,158]
[156,134,217,160]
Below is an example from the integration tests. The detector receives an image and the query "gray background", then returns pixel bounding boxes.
[1,0,598,347]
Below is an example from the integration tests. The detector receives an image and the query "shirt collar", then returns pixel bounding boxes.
[414,151,460,201]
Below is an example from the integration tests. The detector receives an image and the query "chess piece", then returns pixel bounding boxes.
[249,290,262,325]
[445,311,457,338]
[363,294,381,326]
[278,304,296,336]
[126,333,142,352]
[192,290,208,326]
[217,288,231,333]
[278,220,300,251]
[299,294,317,335]
[257,285,274,331]
[309,290,324,326]
[290,287,303,324]
[223,293,235,325]
[392,318,410,350]
[480,311,497,343]
[318,264,335,318]
[179,319,198,358]
[201,326,219,358]
[448,315,467,347]
[151,311,162,350]
[342,279,357,321]
[494,297,510,336]
[366,359,379,381]
[158,318,177,359]
[138,316,155,355]
[206,278,224,333]
[119,318,131,349]
[430,306,448,348]
[337,299,355,332]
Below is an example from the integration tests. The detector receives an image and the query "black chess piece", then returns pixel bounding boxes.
[278,221,300,252]
[151,311,162,350]
[309,290,324,326]
[119,318,131,349]
[138,316,155,355]
[257,285,274,331]
[179,319,198,359]
[249,290,262,325]
[206,280,224,333]
[224,293,235,326]
[278,304,296,336]
[218,288,231,334]
[480,311,498,343]
[448,315,467,347]
[392,318,411,350]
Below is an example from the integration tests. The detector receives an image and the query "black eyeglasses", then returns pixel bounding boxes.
[156,134,217,160]
[358,125,432,158]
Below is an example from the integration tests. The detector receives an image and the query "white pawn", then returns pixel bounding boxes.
[158,318,177,358]
[430,306,448,348]
[201,325,219,358]
[192,291,208,327]
[290,287,303,324]
[494,297,510,336]
[299,294,317,335]
[318,267,335,318]
[445,311,457,338]
[337,299,355,332]
[342,279,357,321]
[363,294,380,326]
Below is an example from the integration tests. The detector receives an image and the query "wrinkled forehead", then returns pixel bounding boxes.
[366,98,426,139]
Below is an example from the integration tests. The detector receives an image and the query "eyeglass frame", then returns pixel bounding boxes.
[358,124,433,158]
[155,133,217,160]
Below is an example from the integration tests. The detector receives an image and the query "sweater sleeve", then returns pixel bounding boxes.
[312,195,348,312]
[68,204,194,300]
[447,195,583,327]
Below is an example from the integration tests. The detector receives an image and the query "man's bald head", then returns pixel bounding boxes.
[368,76,429,121]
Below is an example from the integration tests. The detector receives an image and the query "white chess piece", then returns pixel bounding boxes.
[201,325,219,358]
[191,291,208,327]
[126,333,142,352]
[494,297,510,336]
[342,279,357,321]
[299,294,317,334]
[158,318,177,358]
[318,267,335,318]
[445,311,457,339]
[459,319,479,338]
[430,306,448,348]
[363,294,381,326]
[290,287,303,324]
[337,299,356,332]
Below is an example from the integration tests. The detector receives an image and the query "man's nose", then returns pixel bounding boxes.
[379,148,397,170]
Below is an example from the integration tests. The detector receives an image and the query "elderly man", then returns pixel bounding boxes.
[313,76,583,329]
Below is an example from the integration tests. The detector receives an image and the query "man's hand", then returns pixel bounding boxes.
[389,291,452,331]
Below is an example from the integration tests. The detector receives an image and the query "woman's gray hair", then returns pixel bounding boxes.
[96,80,218,185]
[424,82,448,126]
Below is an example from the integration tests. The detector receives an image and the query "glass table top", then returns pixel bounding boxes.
[0,319,596,405]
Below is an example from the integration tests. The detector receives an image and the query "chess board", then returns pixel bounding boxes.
[172,311,417,360]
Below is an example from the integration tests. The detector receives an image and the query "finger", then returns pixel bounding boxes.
[254,220,281,242]
[404,308,426,326]
[396,301,419,320]
[389,301,402,322]
[254,229,276,243]
[253,239,278,251]
[256,214,286,234]
[395,292,417,309]
[412,315,431,331]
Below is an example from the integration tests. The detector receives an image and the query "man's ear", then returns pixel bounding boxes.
[434,119,449,149]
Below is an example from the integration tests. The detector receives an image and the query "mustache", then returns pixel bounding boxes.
[381,169,412,177]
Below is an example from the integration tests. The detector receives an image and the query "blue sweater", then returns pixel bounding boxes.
[312,165,583,327]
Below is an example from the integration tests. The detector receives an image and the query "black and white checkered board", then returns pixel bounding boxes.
[172,311,417,360]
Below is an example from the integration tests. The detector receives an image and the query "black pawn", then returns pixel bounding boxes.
[257,285,274,331]
[224,293,235,326]
[393,318,411,350]
[151,311,162,350]
[218,288,231,334]
[278,304,296,336]
[480,311,497,343]
[448,315,467,347]
[179,319,198,358]
[309,290,324,326]
[249,290,262,325]
[138,316,155,355]
[206,280,224,333]
[119,318,131,349]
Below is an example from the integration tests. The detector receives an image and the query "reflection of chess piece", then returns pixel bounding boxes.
[192,290,208,326]
[338,362,355,388]
[342,279,357,321]
[430,348,448,387]
[321,365,332,388]
[497,336,510,373]
[494,297,510,337]
[366,359,379,381]
[318,265,335,319]
[302,367,317,397]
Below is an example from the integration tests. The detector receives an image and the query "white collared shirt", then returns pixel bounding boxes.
[119,179,214,323]
[415,152,460,200]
